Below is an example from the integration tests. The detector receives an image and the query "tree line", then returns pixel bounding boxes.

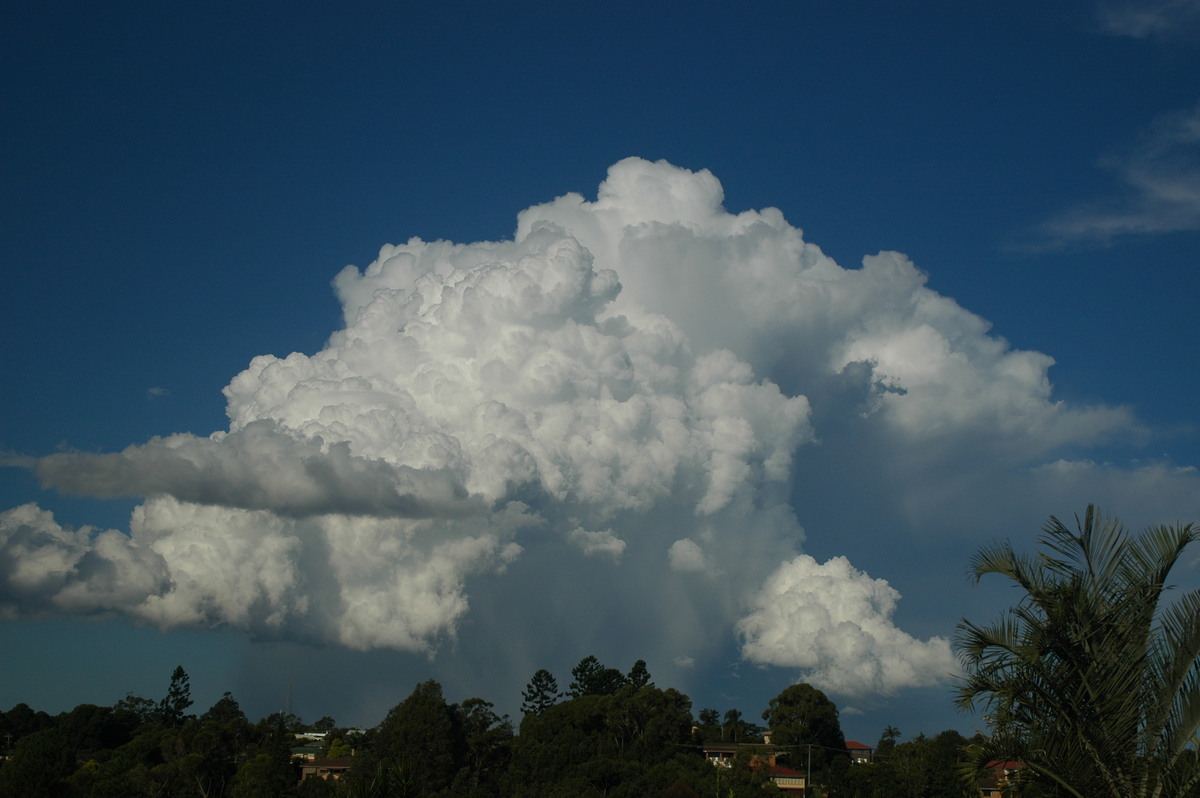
[0,654,986,797]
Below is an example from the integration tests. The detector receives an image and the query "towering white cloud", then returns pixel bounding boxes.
[519,159,1132,452]
[3,157,1183,701]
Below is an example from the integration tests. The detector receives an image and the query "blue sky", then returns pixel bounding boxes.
[2,0,1199,745]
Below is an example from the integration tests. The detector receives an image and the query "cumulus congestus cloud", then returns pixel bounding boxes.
[2,157,1161,696]
[738,555,957,696]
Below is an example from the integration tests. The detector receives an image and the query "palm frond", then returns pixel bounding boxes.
[955,508,1200,798]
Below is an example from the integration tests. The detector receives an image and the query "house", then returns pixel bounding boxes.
[978,760,1024,797]
[702,741,776,767]
[845,740,873,764]
[290,740,325,761]
[769,763,807,795]
[700,742,807,796]
[298,757,353,782]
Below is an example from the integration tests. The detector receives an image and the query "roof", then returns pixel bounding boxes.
[845,740,872,750]
[301,757,353,769]
[701,742,779,754]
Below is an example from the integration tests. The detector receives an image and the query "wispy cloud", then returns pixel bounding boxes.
[1096,0,1200,38]
[1038,102,1200,246]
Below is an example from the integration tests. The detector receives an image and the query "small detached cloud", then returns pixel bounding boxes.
[568,526,626,560]
[667,538,707,572]
[737,554,958,697]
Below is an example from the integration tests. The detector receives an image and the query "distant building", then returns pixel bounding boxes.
[702,741,774,767]
[298,757,353,782]
[978,760,1025,797]
[290,740,324,761]
[845,740,873,764]
[700,742,807,796]
[294,730,328,742]
[769,763,807,795]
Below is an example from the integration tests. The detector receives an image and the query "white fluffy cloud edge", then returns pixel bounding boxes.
[2,157,1192,699]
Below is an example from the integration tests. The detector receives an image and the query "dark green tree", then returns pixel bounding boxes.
[231,752,296,798]
[520,669,561,716]
[113,693,157,725]
[627,659,652,689]
[222,713,299,798]
[158,665,193,727]
[723,708,745,742]
[61,724,164,798]
[0,702,53,747]
[956,507,1200,797]
[0,726,75,798]
[695,707,721,743]
[297,774,338,797]
[263,710,304,733]
[717,747,782,797]
[510,682,707,797]
[326,736,353,758]
[191,692,251,796]
[57,703,139,762]
[886,730,976,798]
[361,679,465,797]
[875,724,900,760]
[454,697,513,797]
[201,692,246,727]
[567,655,626,697]
[763,682,848,790]
[846,757,894,798]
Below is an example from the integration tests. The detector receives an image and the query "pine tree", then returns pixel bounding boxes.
[521,669,560,715]
[628,659,652,689]
[158,666,193,727]
[567,655,626,698]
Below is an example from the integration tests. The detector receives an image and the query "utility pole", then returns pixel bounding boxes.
[806,743,812,797]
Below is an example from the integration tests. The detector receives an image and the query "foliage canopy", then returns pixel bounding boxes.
[956,506,1200,797]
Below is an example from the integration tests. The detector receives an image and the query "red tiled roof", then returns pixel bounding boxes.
[845,740,872,750]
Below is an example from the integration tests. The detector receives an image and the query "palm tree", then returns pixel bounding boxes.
[875,725,900,759]
[955,506,1200,797]
[723,708,744,742]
